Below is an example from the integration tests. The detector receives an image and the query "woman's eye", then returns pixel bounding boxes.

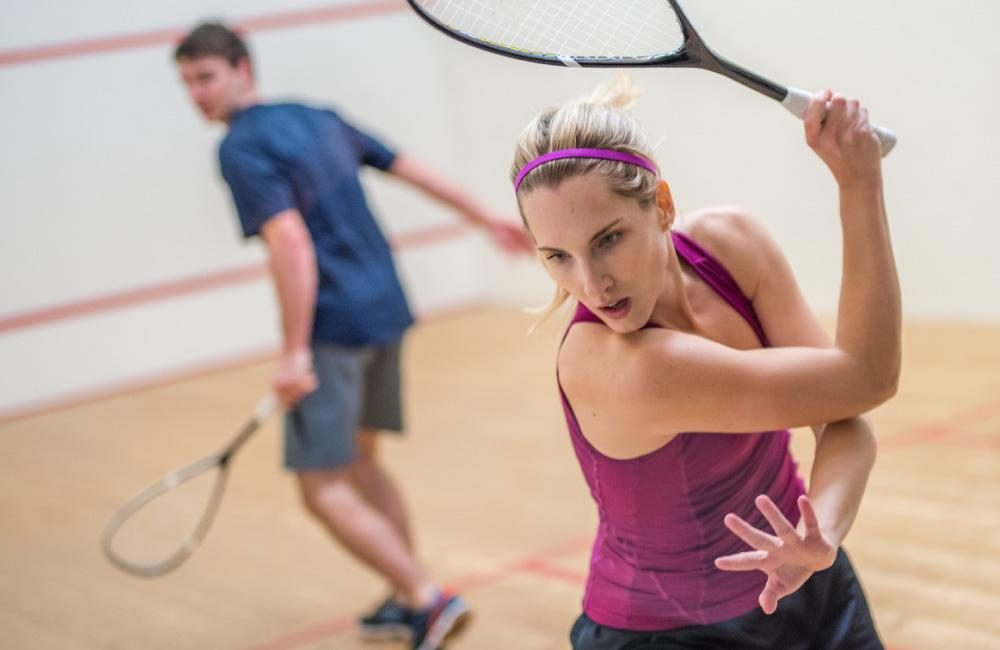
[598,232,620,248]
[546,252,567,262]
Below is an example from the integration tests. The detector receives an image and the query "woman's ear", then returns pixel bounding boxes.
[655,180,675,231]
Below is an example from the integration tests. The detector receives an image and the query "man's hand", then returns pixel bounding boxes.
[274,347,318,408]
[485,218,534,255]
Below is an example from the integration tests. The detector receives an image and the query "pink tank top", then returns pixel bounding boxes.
[558,231,805,631]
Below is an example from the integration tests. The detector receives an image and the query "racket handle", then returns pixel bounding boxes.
[781,87,897,157]
[254,393,278,421]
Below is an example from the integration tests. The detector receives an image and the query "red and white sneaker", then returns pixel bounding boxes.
[410,591,472,650]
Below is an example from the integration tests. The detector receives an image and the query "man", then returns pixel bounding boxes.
[175,22,531,650]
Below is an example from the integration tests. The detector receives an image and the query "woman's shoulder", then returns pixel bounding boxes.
[677,206,776,301]
[558,322,619,400]
[677,206,765,262]
[558,320,709,446]
[558,321,684,400]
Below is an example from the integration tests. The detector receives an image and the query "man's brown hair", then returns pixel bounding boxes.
[174,22,250,66]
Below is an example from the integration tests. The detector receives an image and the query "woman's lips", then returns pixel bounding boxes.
[599,297,631,320]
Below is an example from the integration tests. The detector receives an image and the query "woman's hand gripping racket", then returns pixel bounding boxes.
[101,394,277,578]
[406,0,897,155]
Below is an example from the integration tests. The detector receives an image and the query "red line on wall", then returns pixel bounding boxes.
[0,224,471,336]
[0,1,408,68]
[0,264,269,335]
[389,222,468,251]
[236,1,406,34]
[0,344,276,426]
[0,297,485,425]
[0,0,467,336]
[0,1,469,334]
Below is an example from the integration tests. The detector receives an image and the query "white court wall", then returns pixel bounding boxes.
[1,0,998,417]
[0,1,489,417]
[455,2,1000,318]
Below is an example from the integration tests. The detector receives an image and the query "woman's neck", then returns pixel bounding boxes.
[648,238,698,332]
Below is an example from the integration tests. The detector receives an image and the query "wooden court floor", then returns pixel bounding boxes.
[2,308,998,650]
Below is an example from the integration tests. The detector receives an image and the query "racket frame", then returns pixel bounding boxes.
[405,0,897,154]
[406,0,785,99]
[101,394,276,578]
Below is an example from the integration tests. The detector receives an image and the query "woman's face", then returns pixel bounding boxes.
[521,173,674,333]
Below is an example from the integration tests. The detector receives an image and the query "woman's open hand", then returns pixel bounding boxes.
[714,494,837,615]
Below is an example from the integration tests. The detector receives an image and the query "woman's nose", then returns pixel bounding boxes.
[581,264,611,299]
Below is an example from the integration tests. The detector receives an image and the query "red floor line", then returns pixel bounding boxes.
[496,535,592,567]
[240,403,962,650]
[940,430,1000,450]
[249,530,915,650]
[518,560,588,586]
[445,536,592,593]
[251,534,592,649]
[0,0,408,67]
[883,398,1000,451]
[247,614,357,650]
[444,536,591,594]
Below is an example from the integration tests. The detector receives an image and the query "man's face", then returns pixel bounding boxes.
[177,55,250,122]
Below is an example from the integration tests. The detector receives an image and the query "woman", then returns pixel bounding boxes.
[511,77,899,649]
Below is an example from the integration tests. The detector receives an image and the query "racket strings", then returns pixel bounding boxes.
[105,464,227,573]
[416,0,684,59]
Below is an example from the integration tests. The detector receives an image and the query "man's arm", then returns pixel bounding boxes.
[260,208,318,407]
[387,154,533,254]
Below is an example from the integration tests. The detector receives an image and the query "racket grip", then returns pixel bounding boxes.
[254,393,278,421]
[781,87,897,157]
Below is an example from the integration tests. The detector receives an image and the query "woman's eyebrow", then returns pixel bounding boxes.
[588,218,623,244]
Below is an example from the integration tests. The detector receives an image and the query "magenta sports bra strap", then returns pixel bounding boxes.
[565,232,770,346]
[671,231,770,347]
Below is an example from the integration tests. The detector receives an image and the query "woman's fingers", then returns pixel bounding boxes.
[755,494,798,540]
[803,89,831,148]
[797,495,823,539]
[723,513,780,550]
[822,94,848,146]
[759,577,785,615]
[714,549,769,572]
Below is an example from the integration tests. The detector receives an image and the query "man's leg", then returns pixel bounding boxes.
[351,429,414,550]
[287,343,434,610]
[297,467,436,610]
[315,338,471,648]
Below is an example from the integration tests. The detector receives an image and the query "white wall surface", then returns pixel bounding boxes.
[444,1,1000,319]
[1,0,998,417]
[0,1,486,417]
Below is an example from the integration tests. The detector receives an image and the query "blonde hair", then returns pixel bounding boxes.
[511,74,659,326]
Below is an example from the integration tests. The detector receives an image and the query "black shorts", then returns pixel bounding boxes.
[570,548,883,650]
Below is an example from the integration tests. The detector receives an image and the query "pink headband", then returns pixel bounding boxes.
[514,147,657,191]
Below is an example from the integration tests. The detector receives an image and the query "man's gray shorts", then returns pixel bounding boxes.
[285,339,404,471]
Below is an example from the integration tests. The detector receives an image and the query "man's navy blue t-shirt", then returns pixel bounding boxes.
[219,103,413,347]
